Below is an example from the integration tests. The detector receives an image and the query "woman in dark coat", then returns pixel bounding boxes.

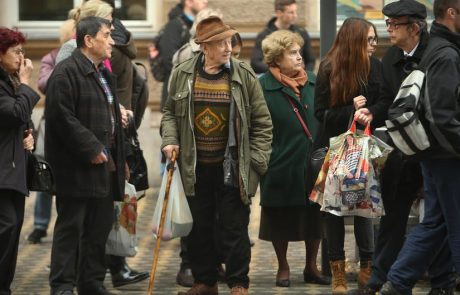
[0,27,40,293]
[314,18,384,294]
[258,30,329,288]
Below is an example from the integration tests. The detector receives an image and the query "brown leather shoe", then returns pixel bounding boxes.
[177,283,218,295]
[230,286,248,295]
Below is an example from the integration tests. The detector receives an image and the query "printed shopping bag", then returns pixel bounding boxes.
[106,181,138,257]
[311,120,392,218]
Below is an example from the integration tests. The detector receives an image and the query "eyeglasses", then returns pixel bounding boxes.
[367,36,378,45]
[9,48,25,56]
[385,19,412,29]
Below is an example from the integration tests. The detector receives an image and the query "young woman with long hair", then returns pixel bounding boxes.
[314,17,386,294]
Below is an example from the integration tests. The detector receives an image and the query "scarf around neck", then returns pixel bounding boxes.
[269,66,307,98]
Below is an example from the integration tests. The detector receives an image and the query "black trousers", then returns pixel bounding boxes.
[49,196,113,295]
[0,190,25,295]
[325,214,374,262]
[187,164,251,288]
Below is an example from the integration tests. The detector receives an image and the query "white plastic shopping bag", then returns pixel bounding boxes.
[106,181,138,257]
[152,161,193,241]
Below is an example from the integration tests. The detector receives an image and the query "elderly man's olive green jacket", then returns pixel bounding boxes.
[161,54,273,204]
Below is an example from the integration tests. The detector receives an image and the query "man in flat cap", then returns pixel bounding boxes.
[161,16,272,295]
[349,1,457,294]
[380,0,460,294]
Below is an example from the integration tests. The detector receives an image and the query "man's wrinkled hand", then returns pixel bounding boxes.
[162,145,179,160]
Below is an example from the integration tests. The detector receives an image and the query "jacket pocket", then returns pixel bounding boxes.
[172,90,189,117]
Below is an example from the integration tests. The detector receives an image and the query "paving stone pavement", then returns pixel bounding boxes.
[11,108,433,295]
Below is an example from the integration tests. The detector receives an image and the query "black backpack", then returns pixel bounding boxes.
[148,16,190,82]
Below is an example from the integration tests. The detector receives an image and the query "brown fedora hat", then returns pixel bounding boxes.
[195,16,238,44]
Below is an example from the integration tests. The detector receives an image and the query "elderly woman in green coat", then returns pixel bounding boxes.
[258,30,329,288]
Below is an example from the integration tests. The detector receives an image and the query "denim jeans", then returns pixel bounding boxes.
[33,191,52,231]
[387,159,459,294]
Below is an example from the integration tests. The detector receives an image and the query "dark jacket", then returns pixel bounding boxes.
[418,21,460,160]
[111,18,138,109]
[381,30,430,102]
[158,13,193,104]
[0,69,40,196]
[45,49,125,200]
[158,13,193,80]
[314,56,384,142]
[379,31,429,200]
[259,70,317,207]
[251,17,315,74]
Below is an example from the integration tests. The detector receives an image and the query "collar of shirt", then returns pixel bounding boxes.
[403,41,420,57]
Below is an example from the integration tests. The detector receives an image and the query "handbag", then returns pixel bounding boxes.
[27,152,55,193]
[125,118,149,191]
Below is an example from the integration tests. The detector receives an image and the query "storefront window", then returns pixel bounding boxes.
[18,0,147,21]
[337,0,434,21]
[19,0,74,21]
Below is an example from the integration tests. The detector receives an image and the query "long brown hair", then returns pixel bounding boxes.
[325,17,371,107]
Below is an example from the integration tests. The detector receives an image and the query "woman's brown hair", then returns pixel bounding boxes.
[324,17,372,107]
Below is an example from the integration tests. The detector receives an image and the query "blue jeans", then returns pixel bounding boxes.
[33,191,52,231]
[387,159,459,294]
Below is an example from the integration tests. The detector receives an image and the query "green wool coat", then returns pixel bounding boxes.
[259,71,318,207]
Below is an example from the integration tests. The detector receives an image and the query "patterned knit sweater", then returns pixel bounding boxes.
[193,59,231,164]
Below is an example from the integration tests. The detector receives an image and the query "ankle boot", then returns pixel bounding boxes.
[330,260,347,294]
[357,260,372,288]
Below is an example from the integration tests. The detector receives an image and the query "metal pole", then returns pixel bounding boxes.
[320,0,337,58]
[320,1,337,276]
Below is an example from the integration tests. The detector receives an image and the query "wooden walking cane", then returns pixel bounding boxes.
[147,150,177,295]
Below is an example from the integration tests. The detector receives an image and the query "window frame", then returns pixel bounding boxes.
[14,0,156,39]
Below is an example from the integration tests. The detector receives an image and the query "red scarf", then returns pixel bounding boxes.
[269,66,307,98]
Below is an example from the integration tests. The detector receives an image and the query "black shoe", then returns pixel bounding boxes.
[275,278,290,287]
[27,229,47,244]
[379,282,402,295]
[347,286,378,295]
[303,270,331,285]
[111,264,149,288]
[55,290,74,295]
[428,288,454,295]
[176,267,194,287]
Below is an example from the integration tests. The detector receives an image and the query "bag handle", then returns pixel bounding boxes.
[284,94,312,139]
[349,118,371,136]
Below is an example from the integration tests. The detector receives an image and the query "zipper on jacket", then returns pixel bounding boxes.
[187,78,197,172]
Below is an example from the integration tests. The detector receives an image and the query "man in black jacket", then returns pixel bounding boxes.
[350,2,456,295]
[250,0,315,74]
[46,17,125,295]
[380,1,460,294]
[158,0,208,110]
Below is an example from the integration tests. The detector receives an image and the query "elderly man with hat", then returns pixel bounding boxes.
[161,16,272,295]
[348,1,457,295]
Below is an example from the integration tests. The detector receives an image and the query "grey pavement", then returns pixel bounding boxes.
[10,108,433,294]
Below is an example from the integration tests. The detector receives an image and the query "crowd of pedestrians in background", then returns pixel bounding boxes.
[1,0,460,294]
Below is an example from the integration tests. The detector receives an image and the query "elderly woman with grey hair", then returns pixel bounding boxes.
[258,30,329,288]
